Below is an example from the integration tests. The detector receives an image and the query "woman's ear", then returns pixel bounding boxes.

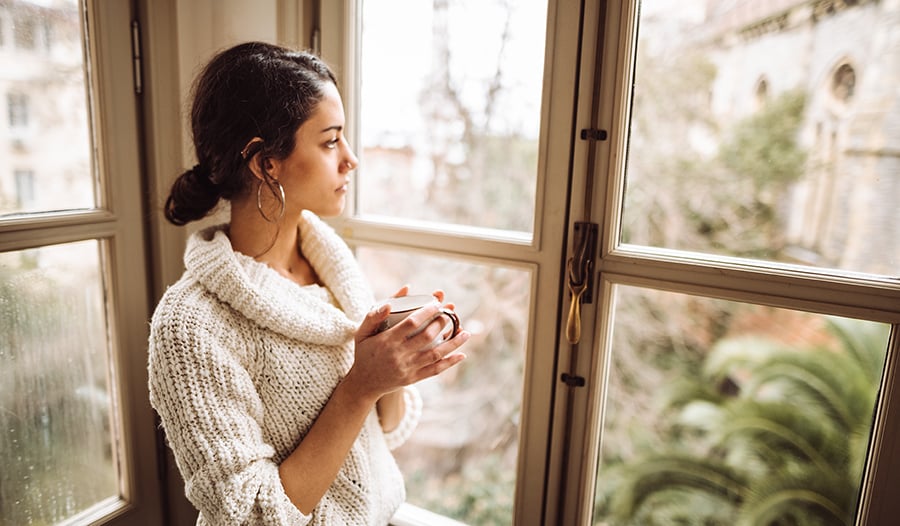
[247,153,279,182]
[242,137,278,182]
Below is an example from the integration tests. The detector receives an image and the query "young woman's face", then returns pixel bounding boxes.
[272,82,358,218]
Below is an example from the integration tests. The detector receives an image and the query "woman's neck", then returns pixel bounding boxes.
[228,202,320,286]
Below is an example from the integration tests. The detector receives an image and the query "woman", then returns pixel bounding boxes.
[148,41,469,525]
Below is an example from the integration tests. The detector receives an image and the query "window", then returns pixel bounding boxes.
[354,0,546,237]
[572,1,900,524]
[0,240,119,524]
[0,1,163,524]
[13,169,34,207]
[2,4,95,217]
[753,77,768,110]
[350,0,550,522]
[356,247,532,523]
[831,62,856,103]
[327,1,900,524]
[14,12,36,50]
[620,4,896,277]
[592,289,890,524]
[326,0,571,523]
[8,92,29,129]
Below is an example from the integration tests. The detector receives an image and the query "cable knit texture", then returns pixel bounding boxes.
[148,210,421,526]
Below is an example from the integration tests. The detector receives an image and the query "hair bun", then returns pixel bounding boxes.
[163,163,221,225]
[189,163,214,184]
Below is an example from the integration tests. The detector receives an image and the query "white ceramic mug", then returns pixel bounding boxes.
[376,294,460,344]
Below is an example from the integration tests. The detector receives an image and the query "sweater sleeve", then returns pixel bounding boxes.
[382,386,422,450]
[148,304,311,526]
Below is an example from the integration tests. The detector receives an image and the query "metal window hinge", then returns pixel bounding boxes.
[560,373,586,388]
[131,20,143,95]
[580,128,608,141]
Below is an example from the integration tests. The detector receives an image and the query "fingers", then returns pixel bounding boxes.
[411,332,470,381]
[354,294,469,391]
[392,285,410,298]
[417,352,467,380]
[431,289,445,303]
[356,303,390,341]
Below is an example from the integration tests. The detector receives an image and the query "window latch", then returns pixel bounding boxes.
[566,221,598,344]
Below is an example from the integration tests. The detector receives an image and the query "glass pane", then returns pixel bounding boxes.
[592,285,890,525]
[0,0,95,216]
[357,0,548,235]
[620,0,900,277]
[356,246,530,525]
[0,240,119,524]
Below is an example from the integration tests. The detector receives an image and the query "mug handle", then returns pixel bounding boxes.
[439,308,461,342]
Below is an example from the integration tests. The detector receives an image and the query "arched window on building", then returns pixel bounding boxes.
[791,61,858,264]
[753,76,769,111]
[831,63,856,104]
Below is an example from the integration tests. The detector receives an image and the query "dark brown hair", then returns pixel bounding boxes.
[164,42,337,226]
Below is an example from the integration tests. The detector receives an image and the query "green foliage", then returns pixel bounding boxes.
[719,90,808,191]
[600,318,888,525]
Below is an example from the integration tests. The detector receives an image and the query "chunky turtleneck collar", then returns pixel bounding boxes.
[183,210,374,346]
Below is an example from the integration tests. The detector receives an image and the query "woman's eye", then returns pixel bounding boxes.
[326,138,339,149]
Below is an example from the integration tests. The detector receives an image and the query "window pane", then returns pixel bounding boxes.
[620,0,900,277]
[357,0,548,235]
[356,246,530,524]
[592,285,890,525]
[1,0,95,216]
[0,240,119,524]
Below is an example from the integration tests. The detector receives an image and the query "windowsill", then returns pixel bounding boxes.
[390,503,469,526]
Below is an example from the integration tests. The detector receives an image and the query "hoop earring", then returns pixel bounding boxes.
[256,179,286,223]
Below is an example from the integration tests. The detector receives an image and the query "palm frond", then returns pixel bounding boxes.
[610,453,748,520]
[737,469,855,526]
[704,336,782,381]
[823,316,889,384]
[742,353,873,432]
[714,399,847,474]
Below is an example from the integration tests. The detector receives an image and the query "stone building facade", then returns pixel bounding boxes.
[704,0,899,275]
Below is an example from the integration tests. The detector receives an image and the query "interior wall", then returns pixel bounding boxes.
[174,0,279,168]
[144,2,310,523]
[167,0,313,232]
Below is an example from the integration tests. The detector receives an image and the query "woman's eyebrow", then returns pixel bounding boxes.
[320,125,343,133]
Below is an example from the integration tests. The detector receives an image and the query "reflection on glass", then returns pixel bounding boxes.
[592,285,889,525]
[0,0,95,216]
[356,246,530,525]
[0,240,118,524]
[357,0,547,235]
[620,0,900,277]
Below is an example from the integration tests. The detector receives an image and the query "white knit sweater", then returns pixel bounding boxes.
[148,211,421,526]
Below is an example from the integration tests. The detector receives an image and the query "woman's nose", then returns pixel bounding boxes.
[344,149,359,172]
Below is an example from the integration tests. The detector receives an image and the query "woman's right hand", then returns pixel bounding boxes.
[344,301,469,402]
